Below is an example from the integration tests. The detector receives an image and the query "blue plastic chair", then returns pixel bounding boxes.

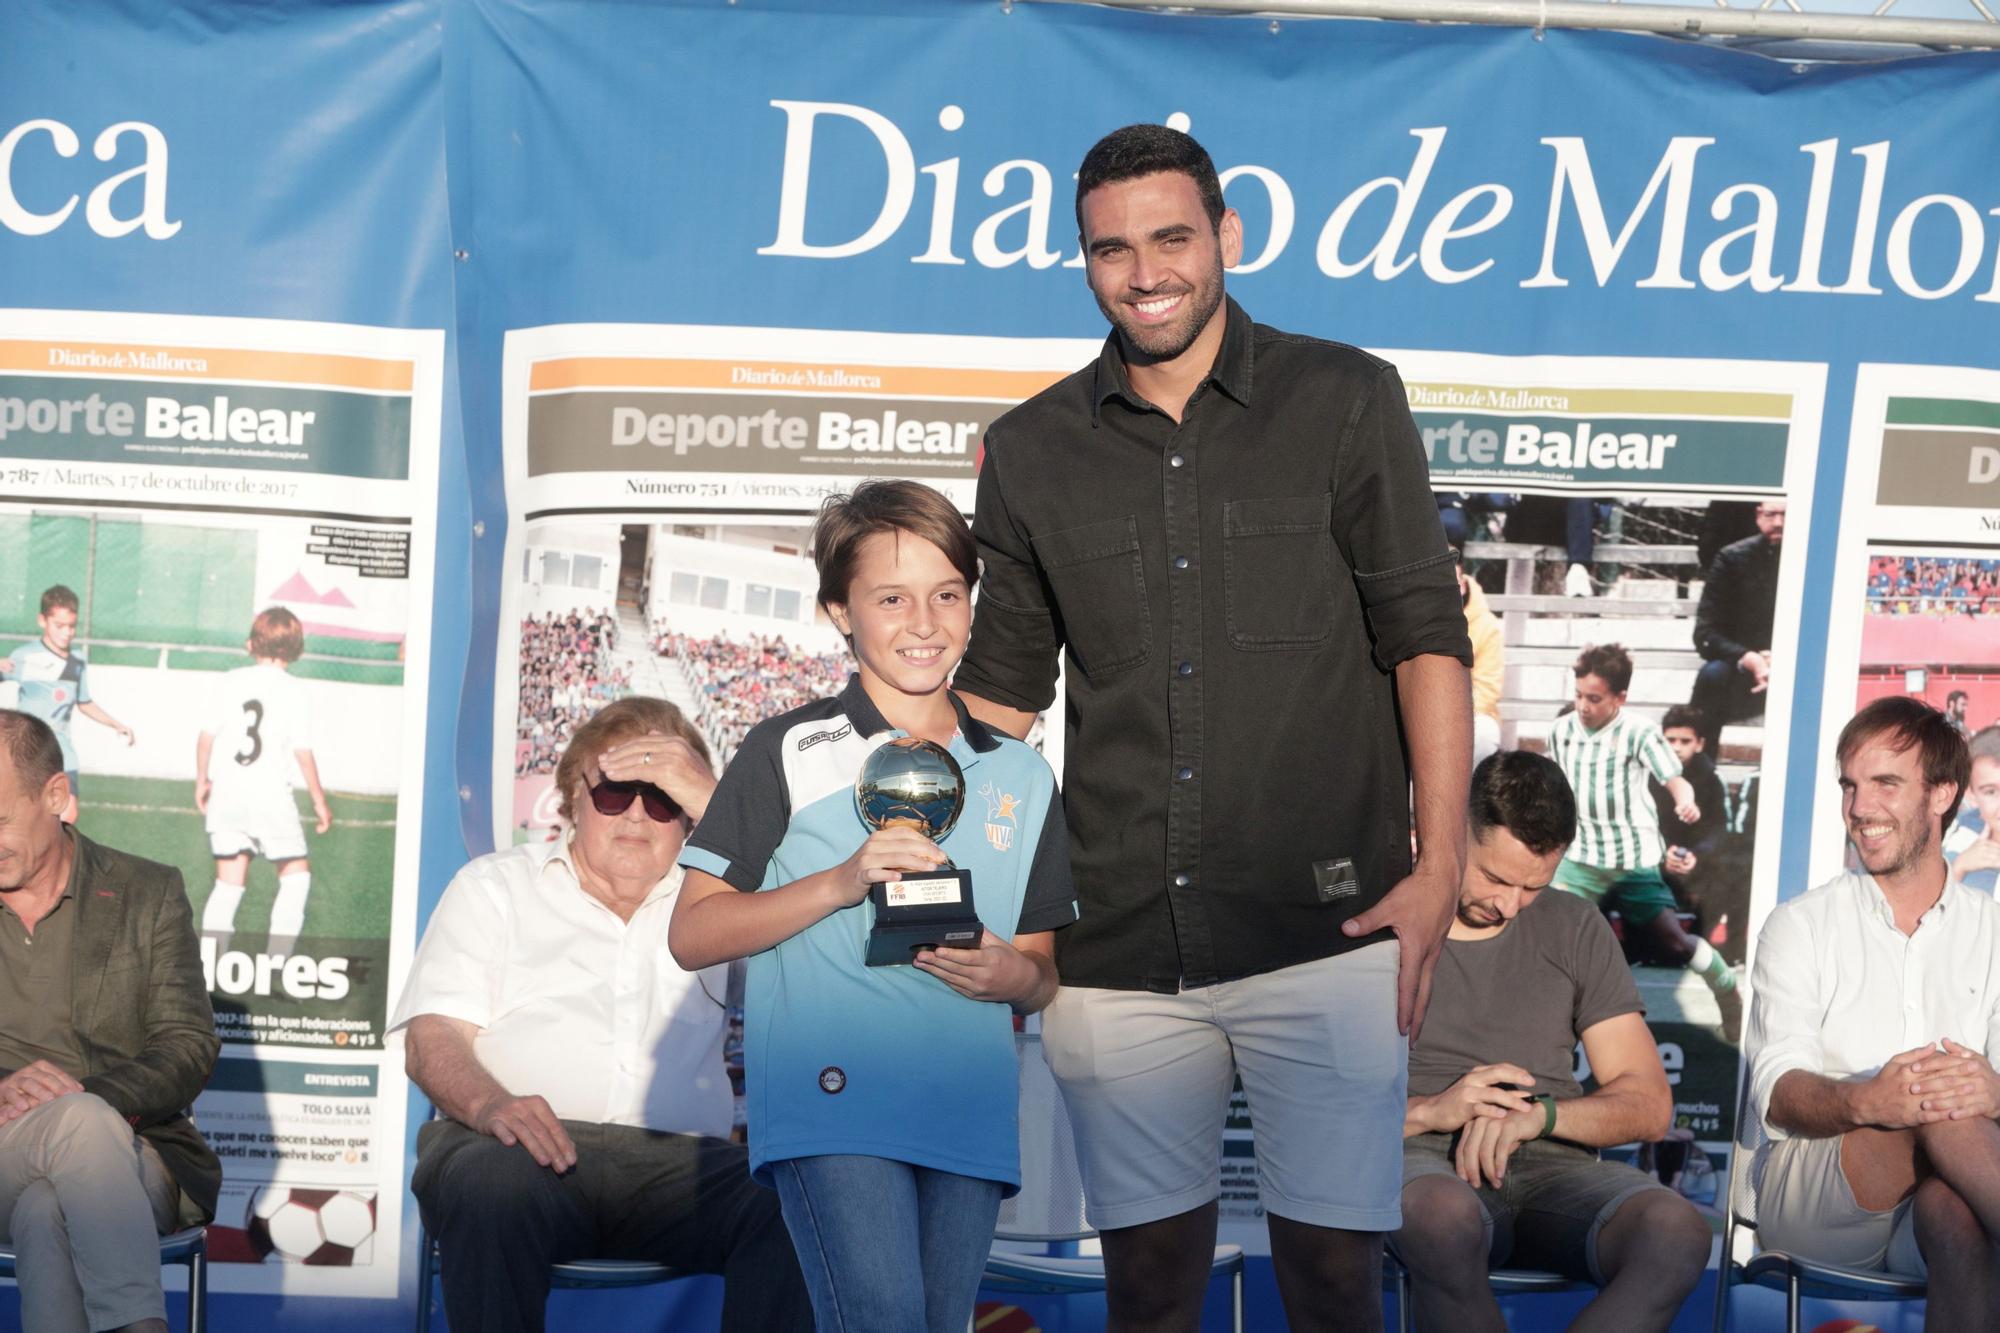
[0,1225,207,1332]
[1386,1249,1587,1332]
[410,1107,692,1333]
[413,1221,693,1332]
[1713,1083,1925,1332]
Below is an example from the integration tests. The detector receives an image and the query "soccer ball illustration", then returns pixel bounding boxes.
[246,1186,377,1265]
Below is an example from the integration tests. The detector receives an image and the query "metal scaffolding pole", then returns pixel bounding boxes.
[1029,0,2000,51]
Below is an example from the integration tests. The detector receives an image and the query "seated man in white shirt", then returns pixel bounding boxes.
[392,697,809,1333]
[1747,695,2000,1329]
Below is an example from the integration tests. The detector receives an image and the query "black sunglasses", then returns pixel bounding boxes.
[588,779,683,823]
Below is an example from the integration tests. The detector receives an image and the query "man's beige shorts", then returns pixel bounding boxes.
[1042,940,1405,1232]
[1755,1134,1926,1275]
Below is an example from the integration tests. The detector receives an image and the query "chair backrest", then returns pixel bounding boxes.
[1720,1061,1765,1273]
[995,1033,1093,1243]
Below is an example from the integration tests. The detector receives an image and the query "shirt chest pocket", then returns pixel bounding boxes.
[1224,494,1335,650]
[1032,515,1153,678]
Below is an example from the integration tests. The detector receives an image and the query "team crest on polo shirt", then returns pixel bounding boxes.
[979,781,1019,852]
[818,1066,846,1094]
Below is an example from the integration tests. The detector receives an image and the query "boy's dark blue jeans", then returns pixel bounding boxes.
[771,1153,1005,1333]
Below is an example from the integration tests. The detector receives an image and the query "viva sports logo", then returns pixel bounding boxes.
[979,780,1019,853]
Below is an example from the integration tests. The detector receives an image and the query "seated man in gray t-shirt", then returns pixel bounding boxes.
[1393,751,1710,1333]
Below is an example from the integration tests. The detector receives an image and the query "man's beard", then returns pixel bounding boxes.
[1854,819,1936,880]
[1100,261,1225,365]
[1456,901,1504,929]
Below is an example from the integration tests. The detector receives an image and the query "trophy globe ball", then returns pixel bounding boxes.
[855,737,966,840]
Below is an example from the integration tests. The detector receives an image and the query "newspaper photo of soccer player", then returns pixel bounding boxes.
[1404,350,1824,1233]
[0,505,408,1050]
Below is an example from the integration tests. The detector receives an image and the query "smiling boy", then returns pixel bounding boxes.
[673,479,1077,1331]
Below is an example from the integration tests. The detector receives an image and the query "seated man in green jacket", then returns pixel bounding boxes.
[0,709,221,1333]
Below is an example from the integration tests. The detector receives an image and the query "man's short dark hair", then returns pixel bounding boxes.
[1835,695,1969,835]
[1662,705,1705,736]
[40,584,79,616]
[0,709,65,794]
[1948,689,1970,710]
[1075,124,1225,233]
[1573,643,1633,696]
[1469,751,1577,857]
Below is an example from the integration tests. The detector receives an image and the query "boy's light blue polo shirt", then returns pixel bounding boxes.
[680,677,1077,1191]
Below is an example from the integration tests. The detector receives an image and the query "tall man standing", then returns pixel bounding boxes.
[955,125,1472,1333]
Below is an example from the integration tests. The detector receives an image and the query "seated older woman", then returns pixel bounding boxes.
[390,696,809,1333]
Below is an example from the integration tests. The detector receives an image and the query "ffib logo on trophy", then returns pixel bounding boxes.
[855,737,985,967]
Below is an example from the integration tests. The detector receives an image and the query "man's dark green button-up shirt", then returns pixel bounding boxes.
[957,299,1471,993]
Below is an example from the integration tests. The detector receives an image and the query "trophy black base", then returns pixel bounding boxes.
[865,870,983,967]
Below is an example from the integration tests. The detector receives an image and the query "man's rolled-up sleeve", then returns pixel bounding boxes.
[957,437,1062,714]
[1335,367,1472,672]
[1745,903,1822,1140]
[388,867,505,1034]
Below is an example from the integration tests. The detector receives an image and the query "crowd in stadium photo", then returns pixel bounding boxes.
[1868,554,2000,615]
[515,609,627,777]
[652,622,848,764]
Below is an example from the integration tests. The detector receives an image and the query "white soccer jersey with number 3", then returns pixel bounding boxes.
[204,663,315,828]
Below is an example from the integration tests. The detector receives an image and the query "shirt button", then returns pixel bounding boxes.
[1169,453,1186,468]
[1173,873,1191,888]
[1177,661,1193,676]
[1177,767,1194,781]
[1173,555,1189,570]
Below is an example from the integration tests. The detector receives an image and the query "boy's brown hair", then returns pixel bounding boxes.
[248,607,307,663]
[812,480,976,618]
